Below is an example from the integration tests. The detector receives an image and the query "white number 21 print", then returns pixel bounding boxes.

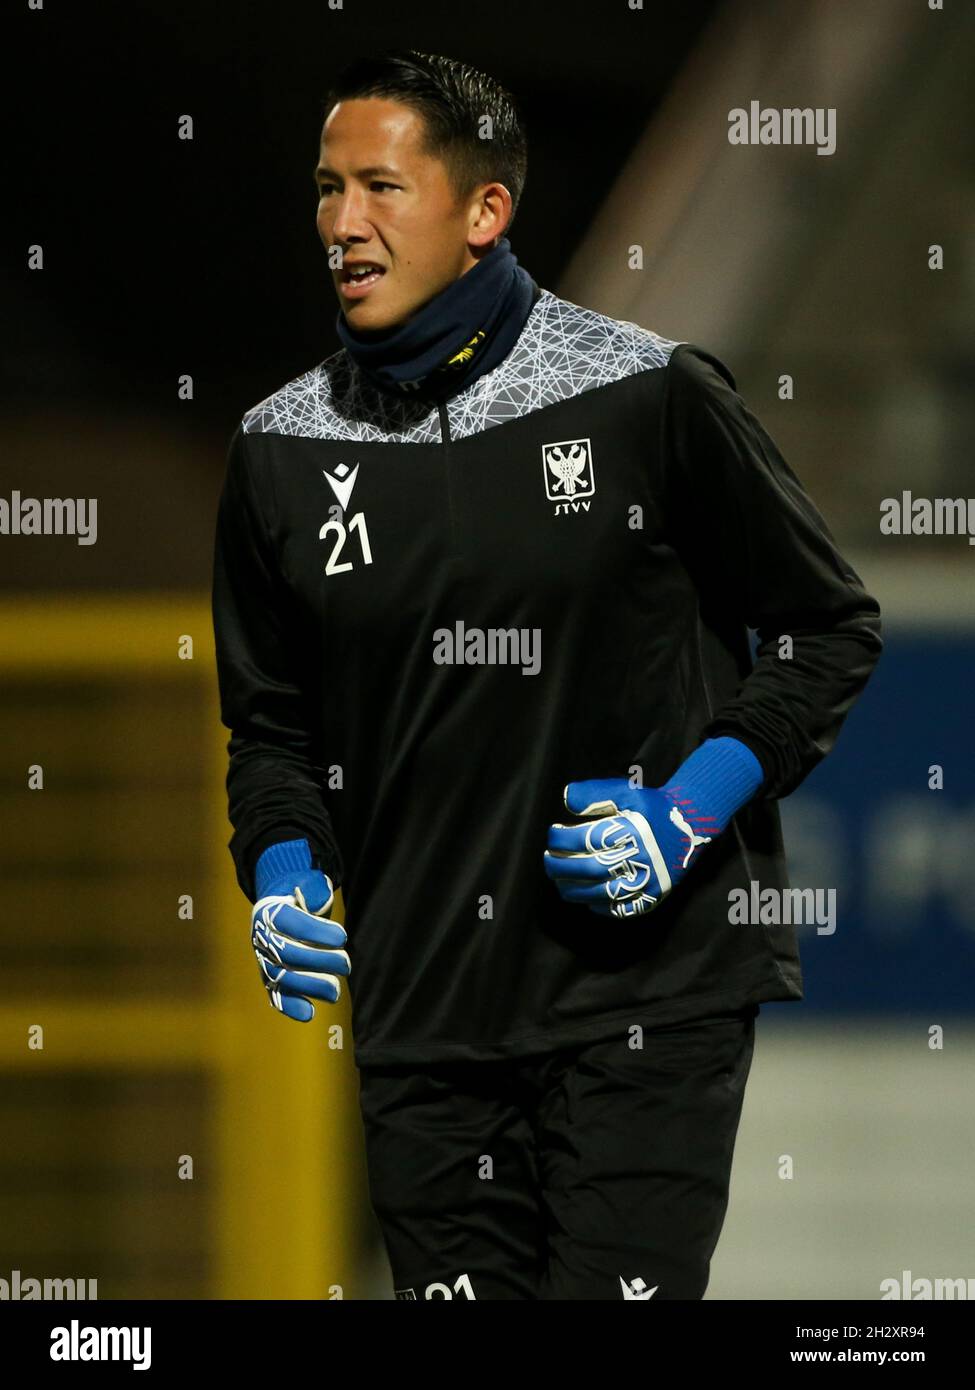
[319,512,374,576]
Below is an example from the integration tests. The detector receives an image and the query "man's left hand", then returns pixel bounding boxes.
[543,778,717,920]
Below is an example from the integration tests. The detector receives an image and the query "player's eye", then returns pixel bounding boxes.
[317,182,398,196]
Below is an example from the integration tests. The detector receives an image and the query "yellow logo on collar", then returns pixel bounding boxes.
[445,329,486,369]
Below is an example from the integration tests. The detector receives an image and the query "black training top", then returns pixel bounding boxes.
[211,288,882,1066]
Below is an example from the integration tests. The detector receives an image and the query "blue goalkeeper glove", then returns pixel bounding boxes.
[543,737,763,919]
[250,838,350,1021]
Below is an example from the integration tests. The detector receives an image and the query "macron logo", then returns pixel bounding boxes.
[620,1275,658,1300]
[322,462,360,511]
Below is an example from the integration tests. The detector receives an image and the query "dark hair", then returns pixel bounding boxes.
[321,50,528,233]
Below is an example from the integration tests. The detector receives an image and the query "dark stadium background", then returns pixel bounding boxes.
[3,0,973,1301]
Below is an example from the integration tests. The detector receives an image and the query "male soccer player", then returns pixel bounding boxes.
[211,49,883,1300]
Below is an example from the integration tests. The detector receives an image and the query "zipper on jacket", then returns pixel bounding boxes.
[437,397,457,557]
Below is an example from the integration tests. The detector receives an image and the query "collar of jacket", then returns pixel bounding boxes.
[334,236,539,404]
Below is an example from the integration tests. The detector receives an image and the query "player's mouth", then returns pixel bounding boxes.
[339,262,387,300]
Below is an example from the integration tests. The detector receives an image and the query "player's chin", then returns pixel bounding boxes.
[338,280,401,327]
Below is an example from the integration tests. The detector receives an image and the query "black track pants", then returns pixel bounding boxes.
[356,1004,758,1300]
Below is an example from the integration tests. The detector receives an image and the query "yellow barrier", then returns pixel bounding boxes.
[0,595,358,1299]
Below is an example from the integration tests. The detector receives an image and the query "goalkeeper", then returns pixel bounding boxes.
[213,49,883,1300]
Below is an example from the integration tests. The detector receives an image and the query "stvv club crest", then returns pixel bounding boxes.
[542,437,595,512]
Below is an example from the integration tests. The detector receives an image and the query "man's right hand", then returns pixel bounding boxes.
[250,840,350,1022]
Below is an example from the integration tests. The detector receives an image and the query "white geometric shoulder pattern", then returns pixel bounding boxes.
[241,289,682,444]
[446,290,681,440]
[242,349,442,443]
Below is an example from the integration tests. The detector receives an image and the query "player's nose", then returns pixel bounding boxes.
[331,188,371,242]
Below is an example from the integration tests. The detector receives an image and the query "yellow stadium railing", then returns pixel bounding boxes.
[0,595,359,1298]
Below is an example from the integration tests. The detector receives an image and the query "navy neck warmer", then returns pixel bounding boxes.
[335,237,538,403]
